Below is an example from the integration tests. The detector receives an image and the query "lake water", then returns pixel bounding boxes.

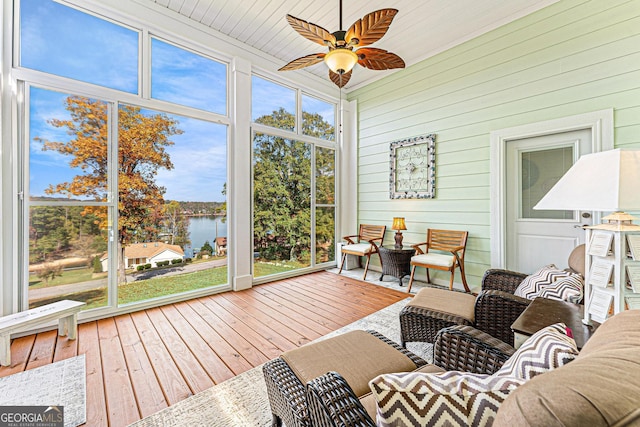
[185,216,227,257]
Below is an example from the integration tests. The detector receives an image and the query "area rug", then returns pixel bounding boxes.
[0,354,86,427]
[129,298,431,427]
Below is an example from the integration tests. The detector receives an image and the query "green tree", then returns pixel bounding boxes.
[253,108,334,263]
[201,240,214,254]
[36,96,182,284]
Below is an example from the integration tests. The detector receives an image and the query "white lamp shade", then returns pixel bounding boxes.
[534,149,640,211]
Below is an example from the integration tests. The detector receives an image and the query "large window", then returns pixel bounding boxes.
[20,0,229,311]
[252,76,336,278]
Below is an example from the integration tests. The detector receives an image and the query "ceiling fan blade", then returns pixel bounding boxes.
[345,9,398,47]
[329,69,352,88]
[278,53,326,71]
[356,47,405,70]
[286,14,336,47]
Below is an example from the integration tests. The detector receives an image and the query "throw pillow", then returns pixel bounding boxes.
[513,265,572,299]
[495,322,579,381]
[537,274,584,304]
[370,371,525,427]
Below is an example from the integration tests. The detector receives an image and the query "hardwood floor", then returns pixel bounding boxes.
[0,270,409,426]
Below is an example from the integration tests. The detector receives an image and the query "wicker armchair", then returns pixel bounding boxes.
[306,325,515,427]
[474,269,531,346]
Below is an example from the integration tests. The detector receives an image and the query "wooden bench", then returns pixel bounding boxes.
[0,300,85,366]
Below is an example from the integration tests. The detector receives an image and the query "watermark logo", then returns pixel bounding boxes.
[0,406,64,427]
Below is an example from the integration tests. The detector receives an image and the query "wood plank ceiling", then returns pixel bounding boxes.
[141,0,558,90]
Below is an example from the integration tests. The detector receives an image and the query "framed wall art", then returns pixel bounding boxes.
[389,133,436,199]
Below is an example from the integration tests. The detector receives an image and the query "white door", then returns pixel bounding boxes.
[506,129,593,273]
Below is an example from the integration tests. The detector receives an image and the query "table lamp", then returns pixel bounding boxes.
[392,217,407,249]
[533,148,640,229]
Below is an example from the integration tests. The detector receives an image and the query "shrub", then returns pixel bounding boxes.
[144,263,152,270]
[185,258,192,263]
[136,265,145,271]
[92,256,102,273]
[171,258,183,264]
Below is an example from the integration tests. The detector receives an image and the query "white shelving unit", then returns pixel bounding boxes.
[583,224,640,325]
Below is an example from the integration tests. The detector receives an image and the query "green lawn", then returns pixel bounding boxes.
[29,260,305,310]
[29,268,106,288]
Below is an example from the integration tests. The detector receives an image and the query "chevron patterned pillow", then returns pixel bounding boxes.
[537,274,584,303]
[370,371,525,427]
[495,322,579,381]
[513,265,572,299]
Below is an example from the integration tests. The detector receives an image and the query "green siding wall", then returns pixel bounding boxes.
[349,0,640,290]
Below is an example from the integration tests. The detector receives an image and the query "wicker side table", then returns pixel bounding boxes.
[379,246,416,286]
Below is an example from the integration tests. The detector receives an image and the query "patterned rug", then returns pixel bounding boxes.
[0,354,86,427]
[129,298,432,427]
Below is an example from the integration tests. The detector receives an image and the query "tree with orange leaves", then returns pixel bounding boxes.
[35,96,182,284]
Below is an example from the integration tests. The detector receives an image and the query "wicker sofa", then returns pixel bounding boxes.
[304,309,640,426]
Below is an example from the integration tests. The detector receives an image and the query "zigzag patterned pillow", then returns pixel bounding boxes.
[495,322,579,381]
[537,274,584,304]
[370,371,525,427]
[513,265,572,299]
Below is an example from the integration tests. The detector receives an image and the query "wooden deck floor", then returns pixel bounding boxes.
[0,271,409,426]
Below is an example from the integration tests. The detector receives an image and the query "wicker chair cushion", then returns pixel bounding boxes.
[536,274,584,304]
[567,243,586,276]
[411,253,454,268]
[513,265,572,299]
[494,322,578,381]
[495,310,640,426]
[281,330,417,397]
[342,243,375,255]
[370,370,524,427]
[407,287,476,322]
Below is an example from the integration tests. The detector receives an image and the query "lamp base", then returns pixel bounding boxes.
[394,231,403,249]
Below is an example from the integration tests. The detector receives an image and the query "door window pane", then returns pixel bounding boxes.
[116,106,228,305]
[253,132,311,277]
[28,206,109,309]
[20,0,138,93]
[521,147,574,219]
[302,94,335,141]
[151,38,227,114]
[252,76,295,131]
[29,87,109,201]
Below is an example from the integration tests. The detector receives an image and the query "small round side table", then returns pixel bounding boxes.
[379,246,416,286]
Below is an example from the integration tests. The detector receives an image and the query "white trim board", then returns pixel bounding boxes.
[489,109,614,268]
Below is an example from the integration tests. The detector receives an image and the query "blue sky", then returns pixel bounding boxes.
[23,0,334,203]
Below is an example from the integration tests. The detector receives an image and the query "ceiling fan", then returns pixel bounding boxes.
[278,0,405,88]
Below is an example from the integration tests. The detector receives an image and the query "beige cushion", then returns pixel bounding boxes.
[567,243,586,277]
[342,243,374,255]
[281,330,417,397]
[408,287,476,322]
[411,253,454,268]
[494,310,640,426]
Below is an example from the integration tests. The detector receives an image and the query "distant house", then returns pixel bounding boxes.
[215,237,227,256]
[101,242,185,271]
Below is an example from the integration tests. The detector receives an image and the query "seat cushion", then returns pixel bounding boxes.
[281,330,418,397]
[411,253,454,268]
[342,243,375,255]
[407,287,476,323]
[494,310,640,426]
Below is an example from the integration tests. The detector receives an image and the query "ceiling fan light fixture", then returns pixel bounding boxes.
[323,48,358,74]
